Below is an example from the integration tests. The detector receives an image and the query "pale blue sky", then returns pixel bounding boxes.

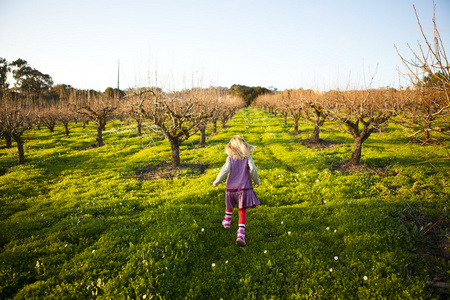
[1,0,449,91]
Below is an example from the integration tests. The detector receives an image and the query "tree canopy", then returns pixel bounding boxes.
[0,57,10,91]
[9,58,53,96]
[104,87,125,99]
[229,84,271,106]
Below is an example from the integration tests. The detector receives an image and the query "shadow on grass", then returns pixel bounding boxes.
[134,161,209,181]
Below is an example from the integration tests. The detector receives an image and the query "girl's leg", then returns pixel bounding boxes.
[238,208,247,226]
[222,208,233,229]
[236,208,247,246]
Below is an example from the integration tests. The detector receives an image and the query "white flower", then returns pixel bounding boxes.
[323,200,327,204]
[212,263,216,267]
[334,229,337,233]
[225,260,228,264]
[264,250,267,253]
[288,231,291,235]
[363,276,368,281]
[143,295,147,299]
[326,227,330,230]
[201,228,205,232]
[334,256,338,261]
[303,172,305,175]
[329,268,333,272]
[92,249,96,253]
[281,221,284,224]
[180,208,183,211]
[315,179,319,182]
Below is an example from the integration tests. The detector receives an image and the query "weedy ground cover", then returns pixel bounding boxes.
[0,108,449,299]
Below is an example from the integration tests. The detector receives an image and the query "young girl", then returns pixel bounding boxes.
[212,135,260,246]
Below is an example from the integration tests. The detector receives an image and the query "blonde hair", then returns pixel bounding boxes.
[225,135,256,160]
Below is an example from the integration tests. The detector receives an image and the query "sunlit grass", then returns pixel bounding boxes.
[0,108,448,299]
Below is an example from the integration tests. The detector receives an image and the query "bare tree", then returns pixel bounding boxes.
[282,90,303,134]
[57,102,75,136]
[302,91,329,143]
[277,93,290,126]
[330,89,395,165]
[200,88,230,146]
[0,110,13,148]
[395,5,450,146]
[0,130,13,148]
[72,92,118,147]
[256,89,328,139]
[219,105,234,129]
[139,88,220,166]
[39,103,59,133]
[0,96,36,164]
[216,95,242,129]
[121,87,167,138]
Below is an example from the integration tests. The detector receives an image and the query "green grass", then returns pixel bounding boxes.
[0,108,449,299]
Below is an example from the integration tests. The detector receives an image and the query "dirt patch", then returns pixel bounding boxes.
[329,159,393,176]
[330,159,370,173]
[301,139,338,149]
[134,161,209,181]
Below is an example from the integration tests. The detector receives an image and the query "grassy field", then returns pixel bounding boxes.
[0,108,449,299]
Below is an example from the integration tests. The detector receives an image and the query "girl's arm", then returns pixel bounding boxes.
[248,156,260,187]
[213,156,231,186]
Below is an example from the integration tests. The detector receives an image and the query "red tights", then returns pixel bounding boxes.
[226,208,247,225]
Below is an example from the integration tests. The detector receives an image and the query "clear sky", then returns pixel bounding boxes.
[1,0,449,92]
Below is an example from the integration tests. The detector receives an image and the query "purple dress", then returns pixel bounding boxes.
[213,156,261,210]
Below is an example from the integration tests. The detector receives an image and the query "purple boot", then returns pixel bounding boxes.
[222,215,232,229]
[236,228,246,246]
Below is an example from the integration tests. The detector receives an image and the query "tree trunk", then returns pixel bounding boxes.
[97,124,104,147]
[284,113,287,125]
[199,126,206,146]
[350,137,363,165]
[13,134,25,165]
[310,123,320,143]
[294,119,299,134]
[137,121,142,137]
[63,122,70,136]
[3,133,13,148]
[47,125,55,133]
[213,120,217,134]
[169,138,181,167]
